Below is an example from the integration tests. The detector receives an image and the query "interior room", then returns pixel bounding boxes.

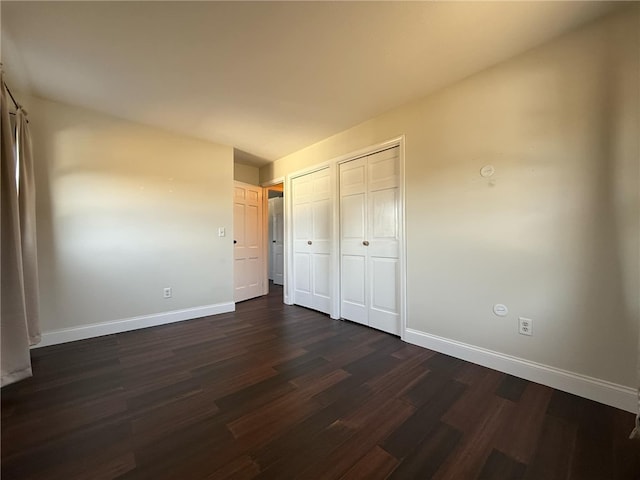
[1,1,639,478]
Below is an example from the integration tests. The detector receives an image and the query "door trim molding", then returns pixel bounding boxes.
[261,178,285,297]
[261,177,285,188]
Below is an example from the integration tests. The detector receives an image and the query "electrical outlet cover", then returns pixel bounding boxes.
[519,317,532,336]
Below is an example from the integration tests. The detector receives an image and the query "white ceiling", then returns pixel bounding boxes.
[1,1,621,166]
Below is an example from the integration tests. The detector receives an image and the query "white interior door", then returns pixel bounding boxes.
[292,168,332,314]
[269,196,285,286]
[340,147,400,335]
[234,182,263,302]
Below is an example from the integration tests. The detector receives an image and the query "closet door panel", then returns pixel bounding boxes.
[294,254,311,292]
[368,147,399,191]
[312,254,332,313]
[291,167,332,314]
[340,146,401,334]
[369,257,400,335]
[340,193,366,255]
[341,255,366,324]
[340,158,366,196]
[312,198,332,254]
[293,253,312,308]
[369,188,399,259]
[292,173,314,309]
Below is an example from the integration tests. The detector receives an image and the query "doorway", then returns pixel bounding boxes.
[264,183,285,296]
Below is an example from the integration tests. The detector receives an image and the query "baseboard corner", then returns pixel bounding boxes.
[404,328,636,413]
[35,302,236,348]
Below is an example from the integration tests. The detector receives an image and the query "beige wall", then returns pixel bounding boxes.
[261,9,639,388]
[233,162,260,185]
[27,96,234,331]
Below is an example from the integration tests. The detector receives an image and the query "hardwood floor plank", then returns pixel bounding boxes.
[423,352,466,377]
[433,397,511,480]
[2,394,129,459]
[251,386,370,471]
[495,374,529,402]
[2,284,637,480]
[611,409,640,479]
[402,371,459,408]
[2,418,132,480]
[442,368,504,432]
[214,374,296,412]
[298,397,415,480]
[523,415,576,480]
[129,389,220,441]
[382,379,466,460]
[339,446,398,480]
[205,455,260,480]
[126,377,202,412]
[6,371,124,416]
[126,416,232,477]
[477,449,527,480]
[491,382,552,463]
[253,420,353,479]
[228,369,349,441]
[568,400,616,480]
[387,422,462,480]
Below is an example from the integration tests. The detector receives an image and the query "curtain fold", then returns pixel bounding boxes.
[1,68,39,387]
[16,107,41,345]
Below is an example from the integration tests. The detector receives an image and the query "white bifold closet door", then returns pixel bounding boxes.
[291,168,332,314]
[340,147,400,335]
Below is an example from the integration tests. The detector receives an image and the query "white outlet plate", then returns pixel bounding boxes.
[519,316,532,336]
[163,287,172,298]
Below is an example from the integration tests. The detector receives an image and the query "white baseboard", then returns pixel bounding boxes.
[34,302,236,348]
[404,328,637,414]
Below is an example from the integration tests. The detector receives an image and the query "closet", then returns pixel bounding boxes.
[291,168,332,314]
[339,147,401,335]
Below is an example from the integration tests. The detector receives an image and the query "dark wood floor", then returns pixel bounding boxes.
[2,285,639,479]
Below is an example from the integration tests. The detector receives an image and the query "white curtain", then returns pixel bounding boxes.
[1,68,41,387]
[16,103,41,345]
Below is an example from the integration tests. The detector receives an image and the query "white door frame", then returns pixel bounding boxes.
[261,178,285,298]
[267,196,284,286]
[282,136,407,339]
